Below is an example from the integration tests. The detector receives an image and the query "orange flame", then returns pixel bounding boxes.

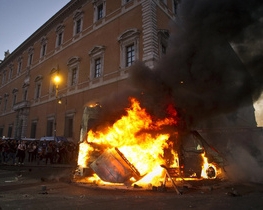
[77,97,219,186]
[78,97,177,185]
[201,153,218,179]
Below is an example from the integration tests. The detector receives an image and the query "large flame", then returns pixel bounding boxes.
[78,98,177,184]
[77,97,218,186]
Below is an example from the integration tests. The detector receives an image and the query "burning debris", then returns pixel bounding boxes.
[90,148,141,184]
[75,98,222,190]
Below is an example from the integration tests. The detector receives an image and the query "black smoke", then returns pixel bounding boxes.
[93,0,263,182]
[128,0,263,182]
[130,0,263,129]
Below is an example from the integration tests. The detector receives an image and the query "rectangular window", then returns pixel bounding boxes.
[126,44,135,67]
[24,89,28,101]
[2,72,6,84]
[41,44,46,57]
[7,126,12,138]
[28,54,33,65]
[173,0,178,14]
[13,94,17,106]
[57,32,63,46]
[4,98,8,111]
[46,120,53,136]
[94,58,101,78]
[71,68,77,86]
[76,19,81,34]
[162,44,167,55]
[17,61,22,74]
[36,84,41,99]
[97,4,103,20]
[64,117,73,138]
[9,68,13,80]
[30,122,37,138]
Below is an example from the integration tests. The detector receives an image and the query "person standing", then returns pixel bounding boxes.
[6,140,17,165]
[17,141,26,165]
[2,141,9,164]
[32,142,38,162]
[27,142,34,162]
[45,142,54,165]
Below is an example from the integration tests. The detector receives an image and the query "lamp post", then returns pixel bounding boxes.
[53,74,61,141]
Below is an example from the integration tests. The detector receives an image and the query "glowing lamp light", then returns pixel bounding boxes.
[53,75,61,85]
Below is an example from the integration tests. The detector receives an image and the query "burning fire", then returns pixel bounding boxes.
[201,153,219,179]
[77,97,218,187]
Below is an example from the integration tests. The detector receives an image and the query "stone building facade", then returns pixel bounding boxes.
[0,0,177,142]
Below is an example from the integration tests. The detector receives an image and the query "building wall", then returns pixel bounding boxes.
[0,0,176,142]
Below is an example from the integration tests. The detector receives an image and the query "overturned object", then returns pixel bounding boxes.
[90,147,141,183]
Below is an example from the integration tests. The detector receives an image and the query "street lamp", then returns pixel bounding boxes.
[53,75,61,98]
[53,74,61,141]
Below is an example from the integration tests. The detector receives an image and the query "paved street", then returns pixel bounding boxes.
[0,164,263,210]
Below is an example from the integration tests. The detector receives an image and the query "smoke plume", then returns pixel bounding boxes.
[128,0,263,182]
[94,0,263,182]
[130,0,263,128]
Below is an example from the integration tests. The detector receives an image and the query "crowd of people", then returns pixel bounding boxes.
[0,139,78,166]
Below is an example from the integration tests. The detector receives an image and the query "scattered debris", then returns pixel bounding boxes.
[41,185,47,191]
[157,185,167,192]
[4,180,15,183]
[133,184,142,188]
[152,186,158,191]
[226,188,241,197]
[5,177,18,183]
[39,185,48,194]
